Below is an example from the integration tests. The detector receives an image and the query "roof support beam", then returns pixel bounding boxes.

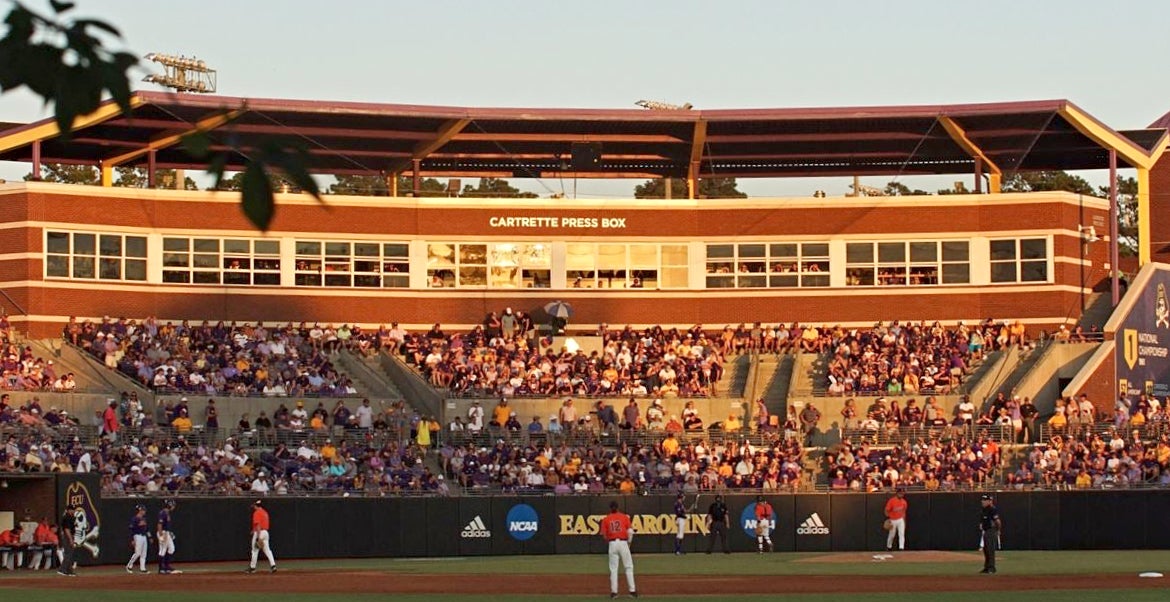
[387,118,470,175]
[938,116,1002,193]
[102,109,246,169]
[1058,105,1153,169]
[0,96,143,154]
[688,121,706,200]
[1138,166,1151,266]
[452,132,684,144]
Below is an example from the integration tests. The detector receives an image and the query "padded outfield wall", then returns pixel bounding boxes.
[87,490,1170,564]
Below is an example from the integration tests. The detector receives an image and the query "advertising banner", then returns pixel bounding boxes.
[792,495,831,552]
[1116,268,1170,398]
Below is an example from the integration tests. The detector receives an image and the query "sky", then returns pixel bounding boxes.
[2,0,1169,196]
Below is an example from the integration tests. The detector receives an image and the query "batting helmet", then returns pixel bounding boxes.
[134,504,145,512]
[609,501,619,511]
[756,495,764,503]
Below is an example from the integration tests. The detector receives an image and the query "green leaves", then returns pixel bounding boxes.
[1,1,325,231]
[199,137,322,231]
[0,2,137,139]
[240,163,275,230]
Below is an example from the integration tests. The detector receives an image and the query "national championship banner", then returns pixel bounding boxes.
[1117,267,1170,398]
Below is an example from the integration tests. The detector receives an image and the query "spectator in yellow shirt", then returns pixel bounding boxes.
[661,433,680,457]
[724,414,742,433]
[171,409,193,433]
[321,440,337,461]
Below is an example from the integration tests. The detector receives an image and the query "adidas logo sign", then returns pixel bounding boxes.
[460,516,492,538]
[796,513,829,535]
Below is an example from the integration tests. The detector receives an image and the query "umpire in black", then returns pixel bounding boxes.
[705,494,730,554]
[978,494,1001,574]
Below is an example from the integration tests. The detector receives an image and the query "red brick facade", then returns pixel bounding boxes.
[0,185,1111,338]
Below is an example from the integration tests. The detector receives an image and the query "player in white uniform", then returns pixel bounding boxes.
[125,505,149,573]
[602,501,637,599]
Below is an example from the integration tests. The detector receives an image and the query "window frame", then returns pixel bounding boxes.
[45,230,147,282]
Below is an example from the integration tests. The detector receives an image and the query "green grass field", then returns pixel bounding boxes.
[2,550,1168,601]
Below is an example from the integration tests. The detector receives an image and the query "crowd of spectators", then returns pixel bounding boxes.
[399,314,725,398]
[1012,427,1170,489]
[0,316,79,393]
[443,431,806,494]
[822,320,1025,397]
[824,434,1003,491]
[1,394,449,496]
[66,317,365,397]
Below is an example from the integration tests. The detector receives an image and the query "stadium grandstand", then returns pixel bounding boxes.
[3,91,1170,508]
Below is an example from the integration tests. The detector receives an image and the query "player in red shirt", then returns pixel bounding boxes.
[0,525,27,569]
[754,496,774,553]
[884,487,908,551]
[602,501,637,599]
[245,500,276,573]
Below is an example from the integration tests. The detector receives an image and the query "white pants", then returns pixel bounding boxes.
[675,517,686,541]
[607,540,635,595]
[1,549,24,569]
[30,546,59,569]
[128,534,148,570]
[886,518,905,550]
[756,519,773,547]
[250,530,276,568]
[158,531,175,556]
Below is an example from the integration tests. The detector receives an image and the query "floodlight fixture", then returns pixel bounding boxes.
[635,100,694,111]
[142,52,217,94]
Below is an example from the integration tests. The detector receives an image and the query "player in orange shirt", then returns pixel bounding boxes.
[601,501,637,599]
[245,500,276,573]
[754,496,774,553]
[31,517,59,570]
[0,525,27,569]
[884,487,908,551]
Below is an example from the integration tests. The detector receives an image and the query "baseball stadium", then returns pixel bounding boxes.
[4,38,1170,602]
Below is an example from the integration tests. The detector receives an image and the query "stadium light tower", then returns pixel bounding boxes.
[635,100,693,111]
[141,53,217,94]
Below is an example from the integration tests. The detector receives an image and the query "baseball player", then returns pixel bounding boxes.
[156,499,181,574]
[247,500,277,573]
[884,487,908,551]
[754,495,774,553]
[601,501,637,599]
[673,493,688,555]
[125,505,149,573]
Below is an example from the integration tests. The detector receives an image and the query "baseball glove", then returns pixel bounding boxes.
[882,519,892,531]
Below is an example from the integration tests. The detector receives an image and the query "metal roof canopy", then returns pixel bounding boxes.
[0,91,1164,181]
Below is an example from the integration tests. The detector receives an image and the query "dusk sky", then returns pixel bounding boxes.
[2,0,1167,195]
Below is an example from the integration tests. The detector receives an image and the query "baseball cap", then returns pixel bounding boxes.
[980,494,993,500]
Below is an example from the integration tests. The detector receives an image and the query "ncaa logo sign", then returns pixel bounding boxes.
[739,503,775,538]
[506,503,539,541]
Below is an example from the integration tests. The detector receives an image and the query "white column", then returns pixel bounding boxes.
[146,233,164,284]
[829,239,848,288]
[279,237,296,287]
[969,237,990,285]
[550,242,568,289]
[409,240,429,289]
[689,241,706,289]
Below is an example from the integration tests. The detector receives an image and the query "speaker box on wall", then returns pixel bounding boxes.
[571,142,603,171]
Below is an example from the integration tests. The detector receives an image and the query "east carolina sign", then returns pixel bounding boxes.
[558,513,709,536]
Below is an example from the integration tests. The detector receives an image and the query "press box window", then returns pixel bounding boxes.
[46,231,146,281]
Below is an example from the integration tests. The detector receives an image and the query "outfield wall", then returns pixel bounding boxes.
[90,491,1170,565]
